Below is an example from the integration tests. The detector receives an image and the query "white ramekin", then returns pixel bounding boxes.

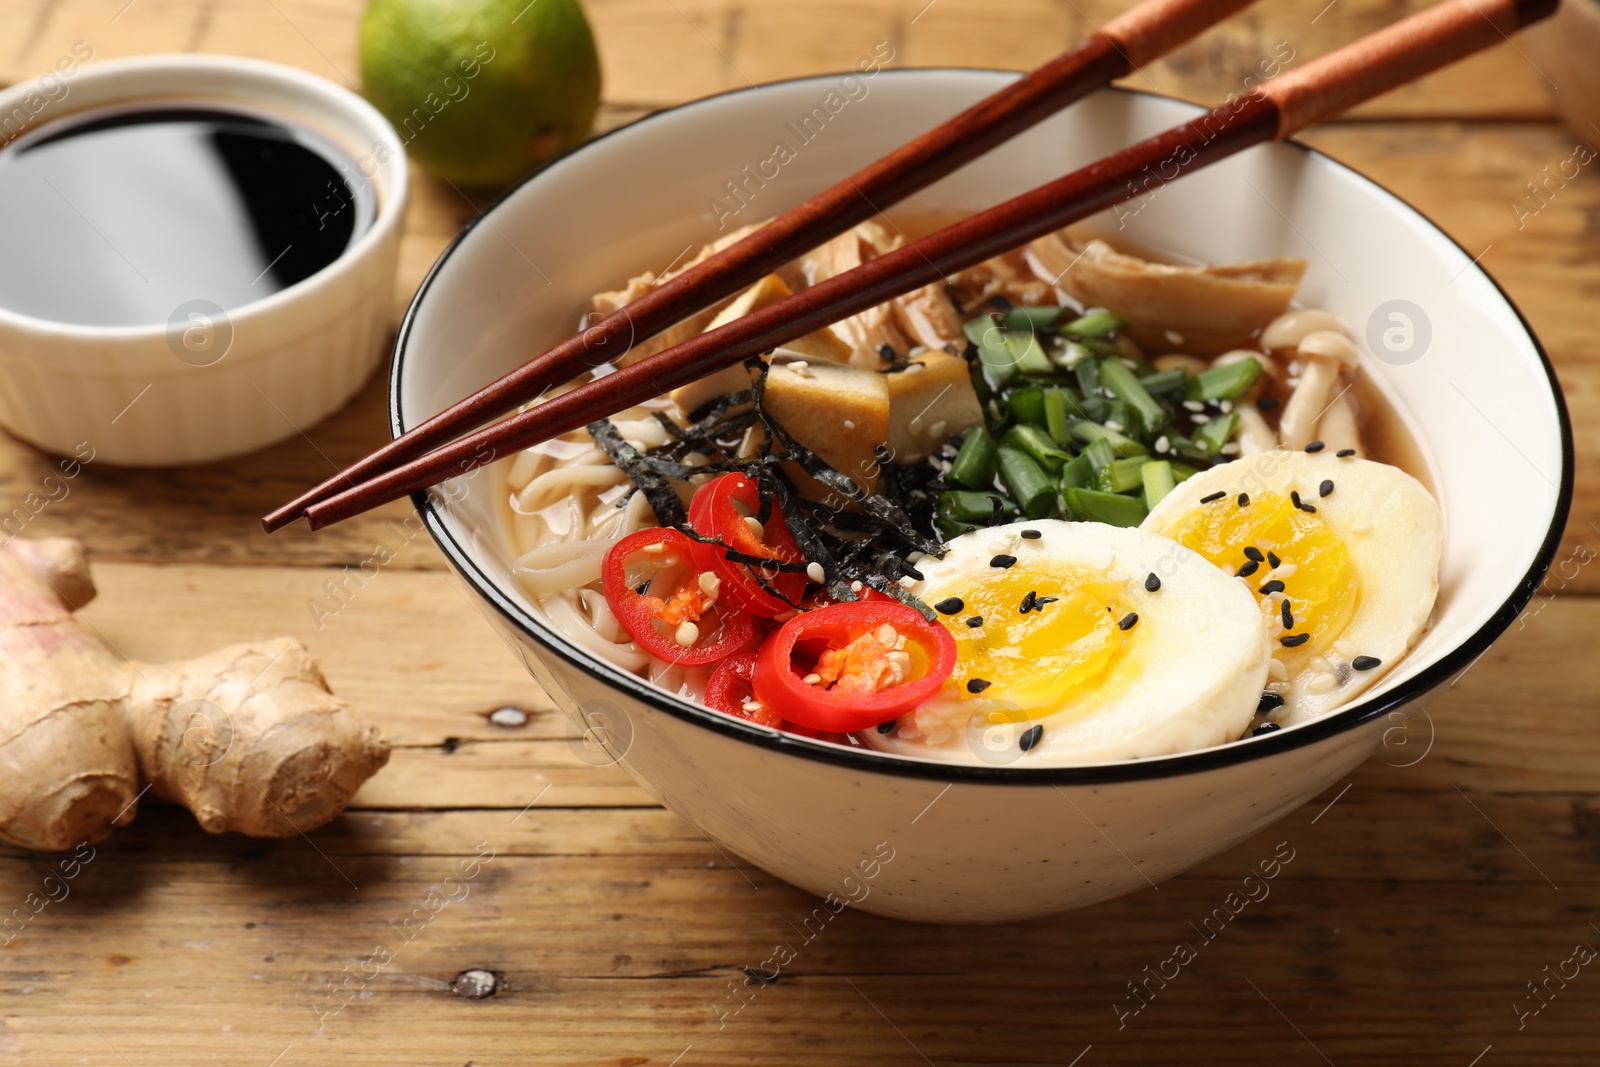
[0,54,409,466]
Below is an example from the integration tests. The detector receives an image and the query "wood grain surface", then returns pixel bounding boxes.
[0,0,1596,1064]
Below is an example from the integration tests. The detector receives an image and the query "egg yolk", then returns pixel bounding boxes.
[1153,490,1357,657]
[938,564,1135,714]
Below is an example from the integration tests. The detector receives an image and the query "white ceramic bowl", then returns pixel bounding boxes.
[0,55,408,466]
[393,72,1571,923]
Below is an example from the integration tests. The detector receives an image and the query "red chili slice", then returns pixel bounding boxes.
[752,601,957,733]
[687,474,808,618]
[602,528,753,667]
[706,654,783,727]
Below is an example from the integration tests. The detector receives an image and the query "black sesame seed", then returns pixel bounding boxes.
[1290,490,1303,508]
[1336,448,1357,458]
[1244,546,1265,562]
[1281,600,1294,629]
[1267,551,1281,569]
[879,343,897,361]
[1257,397,1281,412]
[1020,529,1043,540]
[1319,479,1334,498]
[1352,655,1382,671]
[1019,724,1044,752]
[1257,692,1286,713]
[1144,572,1161,592]
[1020,590,1037,613]
[934,596,965,615]
[966,678,992,694]
[966,616,984,628]
[1300,502,1317,513]
[1199,490,1227,504]
[1238,492,1250,507]
[1252,722,1282,736]
[990,554,1018,569]
[1118,612,1139,631]
[1305,440,1325,453]
[1280,633,1310,648]
[876,720,896,735]
[1236,559,1261,578]
[1258,580,1286,596]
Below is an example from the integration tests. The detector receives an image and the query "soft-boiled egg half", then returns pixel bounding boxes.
[1143,450,1441,725]
[866,520,1270,764]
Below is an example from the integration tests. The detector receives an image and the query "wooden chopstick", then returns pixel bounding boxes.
[301,0,1557,532]
[262,0,1258,532]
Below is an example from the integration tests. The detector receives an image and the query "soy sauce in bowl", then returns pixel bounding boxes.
[0,104,376,327]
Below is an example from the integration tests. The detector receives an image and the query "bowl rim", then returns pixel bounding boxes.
[0,53,408,341]
[392,70,1574,785]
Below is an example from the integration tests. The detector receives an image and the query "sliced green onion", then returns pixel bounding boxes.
[1138,368,1187,397]
[1064,487,1148,527]
[1098,358,1167,436]
[1070,420,1148,458]
[1185,357,1262,402]
[996,446,1058,520]
[1004,423,1072,472]
[1006,329,1056,377]
[948,425,999,488]
[1191,411,1241,456]
[1169,460,1200,482]
[1098,456,1145,495]
[999,306,1065,331]
[1060,311,1125,340]
[1053,339,1095,368]
[1074,357,1101,399]
[1059,452,1093,491]
[938,490,1006,524]
[1006,386,1047,426]
[1081,436,1116,478]
[1043,388,1077,445]
[1141,459,1177,510]
[964,317,1018,389]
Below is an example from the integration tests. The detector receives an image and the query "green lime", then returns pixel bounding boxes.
[359,0,602,188]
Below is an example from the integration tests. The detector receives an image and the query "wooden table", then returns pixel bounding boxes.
[2,1,1596,1063]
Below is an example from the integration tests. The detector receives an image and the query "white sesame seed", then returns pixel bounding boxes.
[1272,563,1298,579]
[1307,673,1337,695]
[930,420,948,438]
[1219,400,1233,413]
[1334,640,1357,657]
[1191,413,1211,424]
[806,562,826,584]
[674,621,700,648]
[742,699,763,712]
[744,516,765,539]
[843,420,856,430]
[1154,435,1170,453]
[1310,656,1332,673]
[1105,420,1124,433]
[898,576,916,588]
[1268,659,1288,682]
[850,580,864,593]
[1182,400,1204,413]
[802,673,822,685]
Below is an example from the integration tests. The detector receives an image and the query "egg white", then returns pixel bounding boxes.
[1143,451,1441,724]
[866,520,1271,765]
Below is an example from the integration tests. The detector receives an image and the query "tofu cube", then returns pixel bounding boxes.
[885,350,984,463]
[668,274,792,416]
[762,355,889,499]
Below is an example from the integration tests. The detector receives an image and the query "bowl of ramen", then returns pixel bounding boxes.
[394,71,1571,923]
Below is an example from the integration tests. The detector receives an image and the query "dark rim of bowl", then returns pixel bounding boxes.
[391,72,1574,785]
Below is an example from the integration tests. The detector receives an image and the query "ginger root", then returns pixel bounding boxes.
[0,537,389,852]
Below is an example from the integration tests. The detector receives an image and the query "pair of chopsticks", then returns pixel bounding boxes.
[269,0,1557,533]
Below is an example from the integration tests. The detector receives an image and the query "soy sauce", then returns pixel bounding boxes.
[0,105,375,327]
